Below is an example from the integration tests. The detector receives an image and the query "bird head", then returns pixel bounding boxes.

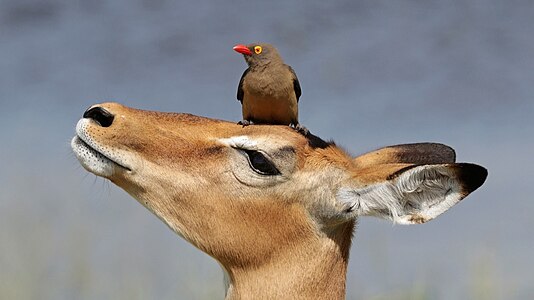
[233,43,283,67]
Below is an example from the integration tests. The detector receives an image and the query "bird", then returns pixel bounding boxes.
[233,43,307,134]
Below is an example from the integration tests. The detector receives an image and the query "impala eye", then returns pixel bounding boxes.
[254,46,262,54]
[243,149,279,176]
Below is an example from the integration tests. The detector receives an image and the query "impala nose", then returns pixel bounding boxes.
[83,106,114,127]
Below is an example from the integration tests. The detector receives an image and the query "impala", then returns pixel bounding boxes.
[71,102,487,299]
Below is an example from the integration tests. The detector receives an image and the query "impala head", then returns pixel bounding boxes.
[71,102,487,297]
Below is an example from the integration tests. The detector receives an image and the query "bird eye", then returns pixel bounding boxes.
[254,46,262,54]
[243,149,280,176]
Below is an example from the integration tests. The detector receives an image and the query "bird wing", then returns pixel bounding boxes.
[288,66,301,102]
[237,68,250,103]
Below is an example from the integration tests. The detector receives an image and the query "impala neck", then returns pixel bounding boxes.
[224,221,354,300]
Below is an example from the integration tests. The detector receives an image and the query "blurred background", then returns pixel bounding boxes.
[1,0,532,299]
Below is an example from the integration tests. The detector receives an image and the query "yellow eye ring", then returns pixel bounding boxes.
[254,46,262,54]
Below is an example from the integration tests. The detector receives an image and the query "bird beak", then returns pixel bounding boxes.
[233,44,252,56]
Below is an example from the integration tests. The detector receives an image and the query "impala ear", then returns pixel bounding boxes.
[336,163,487,224]
[354,143,456,167]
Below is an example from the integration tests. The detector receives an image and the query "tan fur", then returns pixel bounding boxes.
[72,103,486,299]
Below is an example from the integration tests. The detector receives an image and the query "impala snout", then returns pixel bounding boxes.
[72,103,136,178]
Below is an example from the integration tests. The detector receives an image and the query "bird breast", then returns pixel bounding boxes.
[244,68,294,98]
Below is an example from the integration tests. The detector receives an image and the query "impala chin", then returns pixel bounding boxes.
[71,136,117,177]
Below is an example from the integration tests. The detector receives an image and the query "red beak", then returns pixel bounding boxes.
[233,44,252,56]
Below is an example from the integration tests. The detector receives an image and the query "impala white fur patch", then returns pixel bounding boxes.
[71,136,116,177]
[218,136,258,149]
[337,165,462,224]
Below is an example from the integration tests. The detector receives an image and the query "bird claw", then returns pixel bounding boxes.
[291,123,309,136]
[238,120,253,127]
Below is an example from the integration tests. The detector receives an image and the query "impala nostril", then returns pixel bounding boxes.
[83,106,114,127]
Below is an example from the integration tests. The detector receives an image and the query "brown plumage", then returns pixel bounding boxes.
[233,43,307,134]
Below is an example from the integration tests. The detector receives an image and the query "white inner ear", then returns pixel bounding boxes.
[337,165,463,224]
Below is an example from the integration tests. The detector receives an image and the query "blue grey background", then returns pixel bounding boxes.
[1,0,532,299]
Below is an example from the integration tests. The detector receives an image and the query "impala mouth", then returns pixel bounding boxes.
[73,135,131,169]
[71,121,132,177]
